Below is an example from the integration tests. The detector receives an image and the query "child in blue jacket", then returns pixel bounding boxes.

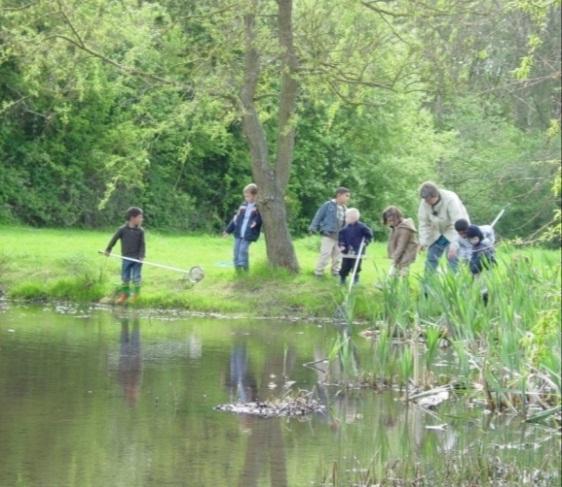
[224,183,262,271]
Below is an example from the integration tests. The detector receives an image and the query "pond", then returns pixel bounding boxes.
[0,304,559,486]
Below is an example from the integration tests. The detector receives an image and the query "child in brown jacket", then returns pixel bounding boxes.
[382,206,418,277]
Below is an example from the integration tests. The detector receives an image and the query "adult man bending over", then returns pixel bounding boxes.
[418,181,469,273]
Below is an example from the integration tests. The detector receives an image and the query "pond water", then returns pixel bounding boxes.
[0,304,560,486]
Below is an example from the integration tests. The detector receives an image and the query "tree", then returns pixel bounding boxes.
[240,0,299,271]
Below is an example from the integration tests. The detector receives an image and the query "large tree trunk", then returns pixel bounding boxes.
[240,0,299,272]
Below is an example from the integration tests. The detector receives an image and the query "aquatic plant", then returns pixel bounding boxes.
[327,251,561,422]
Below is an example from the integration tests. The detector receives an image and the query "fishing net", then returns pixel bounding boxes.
[187,266,205,283]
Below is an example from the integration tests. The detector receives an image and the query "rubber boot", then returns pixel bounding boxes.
[128,285,141,304]
[115,284,130,305]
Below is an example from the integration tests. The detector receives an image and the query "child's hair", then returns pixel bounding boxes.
[335,187,350,197]
[126,207,143,220]
[382,206,403,225]
[346,208,360,219]
[454,219,470,232]
[243,183,258,195]
[466,225,484,242]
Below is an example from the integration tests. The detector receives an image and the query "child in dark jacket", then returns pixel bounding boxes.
[224,183,262,272]
[105,207,145,304]
[338,208,373,285]
[466,225,496,304]
[466,225,496,275]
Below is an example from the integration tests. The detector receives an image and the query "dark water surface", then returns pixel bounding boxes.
[0,304,559,486]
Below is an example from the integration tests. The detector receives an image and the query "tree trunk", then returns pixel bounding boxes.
[240,0,299,272]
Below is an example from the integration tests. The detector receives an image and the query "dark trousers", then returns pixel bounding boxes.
[339,257,362,282]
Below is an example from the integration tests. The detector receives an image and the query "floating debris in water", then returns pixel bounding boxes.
[410,386,451,409]
[215,395,326,418]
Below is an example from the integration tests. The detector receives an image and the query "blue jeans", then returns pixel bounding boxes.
[233,238,251,270]
[425,235,458,273]
[121,260,142,285]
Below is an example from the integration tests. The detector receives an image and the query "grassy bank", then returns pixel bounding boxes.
[0,225,386,316]
[0,225,558,319]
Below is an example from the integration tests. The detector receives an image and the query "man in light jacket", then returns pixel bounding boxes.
[417,181,469,272]
[309,187,351,277]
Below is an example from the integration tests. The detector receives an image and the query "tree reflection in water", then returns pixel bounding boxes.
[226,342,291,487]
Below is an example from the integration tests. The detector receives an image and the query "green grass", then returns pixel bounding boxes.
[0,224,388,317]
[0,225,558,321]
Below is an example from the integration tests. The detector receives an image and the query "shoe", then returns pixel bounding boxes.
[115,292,129,305]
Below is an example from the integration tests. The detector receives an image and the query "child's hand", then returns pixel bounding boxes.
[222,232,229,238]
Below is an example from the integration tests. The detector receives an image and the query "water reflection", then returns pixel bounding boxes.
[237,417,288,487]
[0,307,557,486]
[226,344,257,403]
[116,312,142,407]
[226,342,291,486]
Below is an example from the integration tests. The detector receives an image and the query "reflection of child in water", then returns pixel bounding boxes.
[118,315,142,407]
[226,345,257,403]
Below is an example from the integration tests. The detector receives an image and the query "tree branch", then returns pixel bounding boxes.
[51,2,186,88]
[275,0,299,191]
[240,0,270,182]
[361,1,407,17]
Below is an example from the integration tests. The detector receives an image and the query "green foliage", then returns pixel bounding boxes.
[0,0,559,239]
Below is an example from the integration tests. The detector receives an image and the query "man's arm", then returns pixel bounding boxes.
[447,195,469,226]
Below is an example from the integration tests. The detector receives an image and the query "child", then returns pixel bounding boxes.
[224,183,262,272]
[338,208,373,285]
[465,224,496,304]
[105,207,145,304]
[309,187,351,277]
[465,225,496,275]
[382,206,418,278]
[453,218,495,263]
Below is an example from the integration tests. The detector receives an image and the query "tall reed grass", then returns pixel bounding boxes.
[329,250,561,423]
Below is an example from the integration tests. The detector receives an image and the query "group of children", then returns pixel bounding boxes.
[104,183,496,303]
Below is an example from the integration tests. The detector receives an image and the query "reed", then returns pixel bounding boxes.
[327,251,561,423]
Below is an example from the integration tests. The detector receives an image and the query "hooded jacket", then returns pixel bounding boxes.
[387,218,418,267]
[418,189,469,247]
